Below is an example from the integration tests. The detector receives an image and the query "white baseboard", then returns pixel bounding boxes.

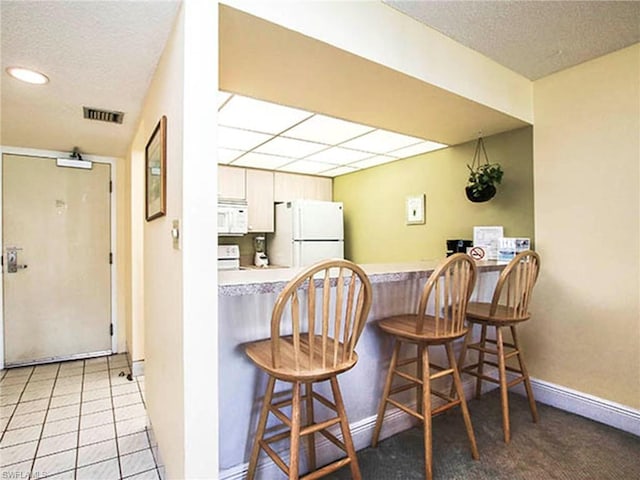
[131,359,144,377]
[507,374,640,437]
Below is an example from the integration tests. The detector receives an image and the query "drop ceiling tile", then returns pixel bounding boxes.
[217,148,244,164]
[349,155,398,170]
[218,95,312,134]
[254,137,328,159]
[231,152,292,170]
[218,126,271,151]
[320,165,360,177]
[304,147,372,165]
[390,141,448,159]
[277,160,334,175]
[217,91,232,110]
[340,129,424,154]
[282,114,375,144]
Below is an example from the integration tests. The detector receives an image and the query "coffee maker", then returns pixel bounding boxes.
[253,235,269,267]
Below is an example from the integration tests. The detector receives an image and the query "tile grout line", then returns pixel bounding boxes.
[107,355,125,480]
[0,366,35,443]
[72,359,87,479]
[28,363,62,477]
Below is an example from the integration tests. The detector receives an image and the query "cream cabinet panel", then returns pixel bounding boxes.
[246,169,274,233]
[218,165,246,200]
[274,172,333,202]
[304,175,332,201]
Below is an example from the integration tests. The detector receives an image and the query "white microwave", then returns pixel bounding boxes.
[218,200,248,236]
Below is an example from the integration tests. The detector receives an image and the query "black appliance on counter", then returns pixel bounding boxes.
[446,239,472,256]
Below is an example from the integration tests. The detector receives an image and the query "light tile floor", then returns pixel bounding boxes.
[0,354,164,479]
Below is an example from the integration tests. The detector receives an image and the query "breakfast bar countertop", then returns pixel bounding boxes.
[218,259,506,296]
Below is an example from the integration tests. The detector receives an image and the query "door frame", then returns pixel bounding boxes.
[0,146,119,369]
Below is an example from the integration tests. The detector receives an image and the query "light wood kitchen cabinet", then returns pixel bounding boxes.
[274,172,332,202]
[218,165,246,200]
[246,169,274,233]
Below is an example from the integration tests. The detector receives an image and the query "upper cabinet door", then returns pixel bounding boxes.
[218,165,246,200]
[246,169,274,233]
[274,172,332,202]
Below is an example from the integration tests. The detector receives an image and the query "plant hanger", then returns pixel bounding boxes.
[466,135,504,203]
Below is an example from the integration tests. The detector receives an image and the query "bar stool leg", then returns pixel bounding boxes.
[496,327,511,443]
[451,328,472,400]
[446,343,479,460]
[510,326,538,423]
[475,324,488,399]
[304,382,317,471]
[289,382,302,480]
[372,341,401,447]
[416,345,424,415]
[247,376,276,480]
[421,345,433,480]
[331,377,362,480]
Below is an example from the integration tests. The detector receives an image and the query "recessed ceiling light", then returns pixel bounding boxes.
[6,67,49,85]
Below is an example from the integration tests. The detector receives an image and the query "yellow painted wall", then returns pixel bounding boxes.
[530,44,640,409]
[333,127,534,263]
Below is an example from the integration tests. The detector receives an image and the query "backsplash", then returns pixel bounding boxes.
[219,233,264,266]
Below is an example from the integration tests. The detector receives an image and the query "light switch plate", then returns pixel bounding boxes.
[172,219,180,250]
[406,194,425,225]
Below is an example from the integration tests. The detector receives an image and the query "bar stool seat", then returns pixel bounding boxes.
[245,259,372,480]
[458,250,541,444]
[371,254,480,480]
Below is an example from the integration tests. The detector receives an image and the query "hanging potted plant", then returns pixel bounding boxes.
[465,136,504,202]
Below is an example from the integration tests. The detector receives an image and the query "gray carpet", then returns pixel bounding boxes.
[327,390,640,479]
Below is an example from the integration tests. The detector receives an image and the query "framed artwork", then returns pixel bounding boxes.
[145,116,167,221]
[406,194,426,225]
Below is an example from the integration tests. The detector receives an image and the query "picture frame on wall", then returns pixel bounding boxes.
[145,115,167,221]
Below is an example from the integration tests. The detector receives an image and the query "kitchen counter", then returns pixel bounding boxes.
[217,258,505,479]
[219,259,506,296]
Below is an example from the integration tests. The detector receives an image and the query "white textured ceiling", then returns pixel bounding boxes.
[1,0,180,158]
[384,0,640,80]
[2,1,638,161]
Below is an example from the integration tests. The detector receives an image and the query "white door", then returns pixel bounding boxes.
[3,154,112,366]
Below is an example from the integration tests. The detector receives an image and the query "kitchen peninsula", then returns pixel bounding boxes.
[218,260,505,479]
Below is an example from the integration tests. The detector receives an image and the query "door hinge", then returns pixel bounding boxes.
[109,252,113,264]
[109,180,113,193]
[110,323,114,336]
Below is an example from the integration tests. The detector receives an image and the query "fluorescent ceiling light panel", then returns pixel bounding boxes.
[254,137,328,159]
[320,166,360,177]
[390,141,448,158]
[231,152,292,170]
[349,155,398,170]
[305,147,372,165]
[278,160,334,175]
[282,114,375,145]
[218,126,271,150]
[218,95,312,134]
[340,129,424,154]
[218,91,232,109]
[218,148,244,164]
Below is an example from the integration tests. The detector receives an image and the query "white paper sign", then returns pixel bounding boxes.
[473,226,503,260]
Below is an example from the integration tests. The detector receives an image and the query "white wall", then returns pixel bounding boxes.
[530,44,640,409]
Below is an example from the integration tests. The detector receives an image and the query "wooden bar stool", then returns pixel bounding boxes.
[457,250,541,443]
[245,259,372,480]
[371,254,479,480]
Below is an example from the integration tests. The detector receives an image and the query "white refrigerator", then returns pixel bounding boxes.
[268,200,344,268]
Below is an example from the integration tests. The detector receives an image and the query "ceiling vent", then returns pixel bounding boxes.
[83,106,124,124]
